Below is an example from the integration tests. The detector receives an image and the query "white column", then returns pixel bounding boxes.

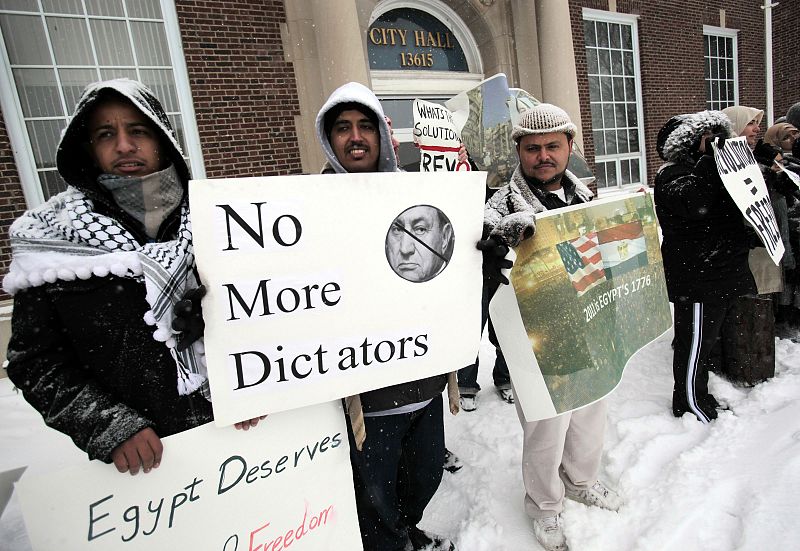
[534,0,584,149]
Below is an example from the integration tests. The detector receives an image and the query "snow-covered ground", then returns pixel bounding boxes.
[2,327,799,550]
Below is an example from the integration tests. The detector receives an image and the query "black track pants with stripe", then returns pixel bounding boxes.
[672,299,736,423]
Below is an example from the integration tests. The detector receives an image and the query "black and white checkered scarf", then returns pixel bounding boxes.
[3,166,209,398]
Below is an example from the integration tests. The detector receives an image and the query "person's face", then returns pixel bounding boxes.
[516,132,572,189]
[780,127,799,152]
[387,206,452,282]
[330,109,380,173]
[741,119,760,147]
[87,99,163,177]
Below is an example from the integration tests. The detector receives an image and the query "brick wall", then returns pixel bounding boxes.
[569,0,767,187]
[773,2,800,117]
[0,116,29,302]
[176,0,302,178]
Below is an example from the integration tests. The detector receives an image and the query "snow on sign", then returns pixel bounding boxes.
[713,136,784,265]
[16,402,363,551]
[412,99,470,172]
[190,172,485,426]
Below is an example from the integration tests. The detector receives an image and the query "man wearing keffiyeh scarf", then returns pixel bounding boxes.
[4,79,260,476]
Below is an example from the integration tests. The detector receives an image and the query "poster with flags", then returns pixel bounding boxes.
[489,192,672,422]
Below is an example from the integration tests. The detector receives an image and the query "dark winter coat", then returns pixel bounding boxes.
[5,79,212,462]
[315,81,446,413]
[654,111,756,302]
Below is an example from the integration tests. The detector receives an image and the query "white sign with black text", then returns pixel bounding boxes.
[713,137,784,265]
[190,172,485,426]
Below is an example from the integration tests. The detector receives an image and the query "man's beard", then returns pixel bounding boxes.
[524,167,567,188]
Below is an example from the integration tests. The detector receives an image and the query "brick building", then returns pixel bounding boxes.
[0,0,796,359]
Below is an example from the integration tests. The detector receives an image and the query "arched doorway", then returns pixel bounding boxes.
[368,0,483,171]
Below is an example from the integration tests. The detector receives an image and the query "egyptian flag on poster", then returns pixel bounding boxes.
[556,233,607,297]
[596,220,649,278]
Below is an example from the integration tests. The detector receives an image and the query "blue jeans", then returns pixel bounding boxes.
[347,395,445,551]
[458,319,510,394]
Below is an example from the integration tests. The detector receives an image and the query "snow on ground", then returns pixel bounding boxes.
[1,327,799,550]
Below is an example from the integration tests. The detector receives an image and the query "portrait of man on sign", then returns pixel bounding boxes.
[385,205,454,282]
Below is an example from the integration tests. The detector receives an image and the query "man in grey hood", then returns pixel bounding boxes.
[315,81,456,551]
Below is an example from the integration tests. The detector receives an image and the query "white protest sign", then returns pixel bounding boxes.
[412,99,469,172]
[776,161,800,187]
[190,172,485,426]
[16,401,362,551]
[713,137,784,265]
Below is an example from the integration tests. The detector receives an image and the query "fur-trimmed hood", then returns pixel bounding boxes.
[315,81,398,173]
[56,78,189,193]
[659,110,734,164]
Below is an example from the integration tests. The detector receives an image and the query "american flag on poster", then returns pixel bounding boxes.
[556,232,606,296]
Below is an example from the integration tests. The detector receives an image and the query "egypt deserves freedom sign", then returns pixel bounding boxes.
[490,193,672,421]
[16,402,363,550]
[713,136,784,265]
[190,172,485,426]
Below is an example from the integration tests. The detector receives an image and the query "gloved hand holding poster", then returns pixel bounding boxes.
[489,193,672,421]
[412,99,469,172]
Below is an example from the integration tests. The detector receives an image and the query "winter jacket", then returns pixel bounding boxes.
[654,111,756,302]
[315,82,447,413]
[4,79,212,462]
[484,164,593,246]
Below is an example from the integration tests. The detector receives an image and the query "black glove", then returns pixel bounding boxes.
[476,236,512,286]
[172,285,206,352]
[753,139,781,166]
[692,154,722,185]
[702,133,727,154]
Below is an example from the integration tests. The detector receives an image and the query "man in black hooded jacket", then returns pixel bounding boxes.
[4,79,259,476]
[654,110,756,423]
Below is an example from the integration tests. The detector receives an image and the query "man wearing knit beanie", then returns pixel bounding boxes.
[482,103,622,551]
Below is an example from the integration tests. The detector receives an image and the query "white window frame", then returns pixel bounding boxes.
[368,0,484,97]
[582,8,647,195]
[702,25,739,111]
[0,0,205,208]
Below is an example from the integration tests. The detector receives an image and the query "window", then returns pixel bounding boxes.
[582,10,646,192]
[0,0,203,206]
[703,26,738,110]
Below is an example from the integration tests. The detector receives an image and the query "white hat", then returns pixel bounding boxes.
[511,103,577,141]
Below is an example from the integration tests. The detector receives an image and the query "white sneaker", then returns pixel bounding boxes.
[497,387,514,403]
[459,395,477,412]
[565,480,622,511]
[532,514,568,551]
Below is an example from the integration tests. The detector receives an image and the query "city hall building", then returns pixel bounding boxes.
[0,0,796,357]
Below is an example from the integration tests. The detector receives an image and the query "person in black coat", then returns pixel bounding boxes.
[654,110,756,423]
[4,79,258,476]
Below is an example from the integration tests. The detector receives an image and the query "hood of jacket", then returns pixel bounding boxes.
[660,110,734,164]
[722,105,764,137]
[56,78,189,194]
[315,81,398,173]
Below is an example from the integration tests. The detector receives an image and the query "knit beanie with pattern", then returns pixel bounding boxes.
[511,103,577,142]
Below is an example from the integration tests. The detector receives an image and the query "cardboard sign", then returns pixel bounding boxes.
[16,402,362,551]
[490,193,671,421]
[713,137,784,265]
[412,99,469,172]
[190,172,485,426]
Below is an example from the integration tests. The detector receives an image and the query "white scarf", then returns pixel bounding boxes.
[3,176,209,398]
